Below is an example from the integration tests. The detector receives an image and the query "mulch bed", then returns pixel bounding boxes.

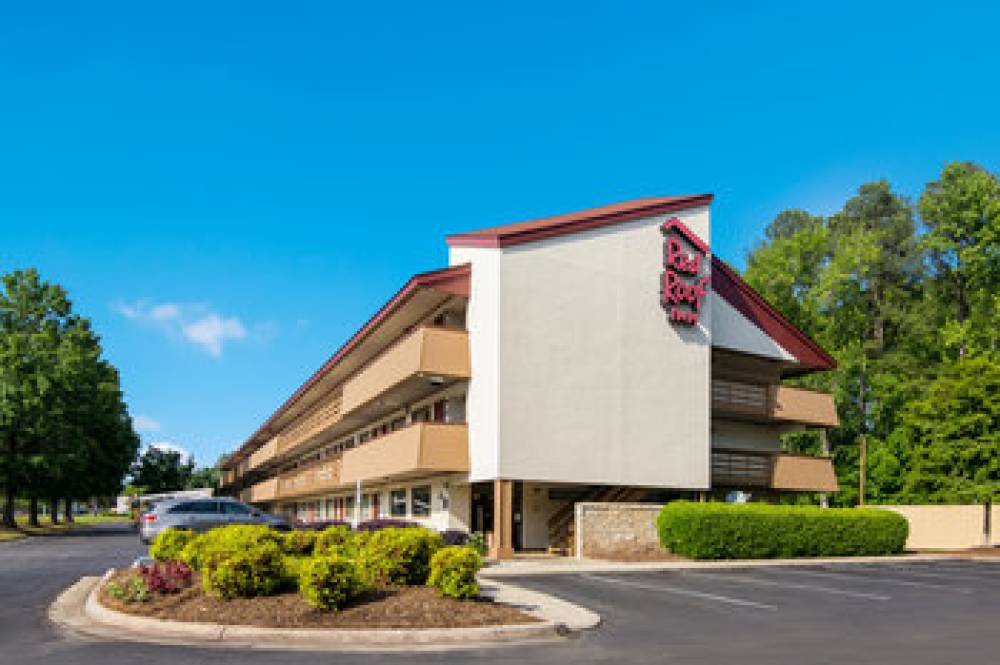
[99,570,538,629]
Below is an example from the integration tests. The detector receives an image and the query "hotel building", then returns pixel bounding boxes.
[218,194,839,558]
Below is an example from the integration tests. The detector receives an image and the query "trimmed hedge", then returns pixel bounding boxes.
[656,501,909,560]
[427,546,481,599]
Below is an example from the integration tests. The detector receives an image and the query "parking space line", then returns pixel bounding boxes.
[786,568,974,594]
[687,572,891,601]
[581,574,778,611]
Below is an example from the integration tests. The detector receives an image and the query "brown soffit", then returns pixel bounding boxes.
[230,263,471,464]
[711,257,837,374]
[446,194,714,248]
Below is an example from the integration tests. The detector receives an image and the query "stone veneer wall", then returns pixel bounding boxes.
[574,502,665,560]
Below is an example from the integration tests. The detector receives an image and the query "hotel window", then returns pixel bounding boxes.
[432,400,446,422]
[390,489,407,517]
[390,416,406,431]
[358,432,370,444]
[411,485,431,517]
[411,406,430,422]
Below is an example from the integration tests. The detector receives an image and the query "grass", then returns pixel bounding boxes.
[0,513,132,542]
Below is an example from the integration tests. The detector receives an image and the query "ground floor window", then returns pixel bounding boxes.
[411,485,431,516]
[390,488,407,517]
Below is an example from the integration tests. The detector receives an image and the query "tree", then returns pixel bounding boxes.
[0,268,137,527]
[130,447,194,494]
[918,161,1000,358]
[895,357,1000,502]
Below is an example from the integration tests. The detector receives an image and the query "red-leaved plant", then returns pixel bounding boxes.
[139,561,193,594]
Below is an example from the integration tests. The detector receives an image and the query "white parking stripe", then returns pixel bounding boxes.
[582,574,778,611]
[687,572,891,601]
[785,568,975,594]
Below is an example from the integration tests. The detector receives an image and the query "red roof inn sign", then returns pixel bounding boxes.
[660,217,710,326]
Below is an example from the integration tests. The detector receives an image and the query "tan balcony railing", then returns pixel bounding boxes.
[249,435,280,470]
[711,449,838,493]
[277,456,343,500]
[248,477,280,503]
[340,326,470,415]
[278,392,344,455]
[340,422,469,485]
[712,380,839,428]
[770,385,839,427]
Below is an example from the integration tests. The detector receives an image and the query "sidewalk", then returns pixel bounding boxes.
[478,551,998,578]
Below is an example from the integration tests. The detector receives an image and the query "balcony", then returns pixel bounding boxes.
[340,326,470,415]
[340,422,469,485]
[249,435,280,470]
[278,456,343,500]
[273,422,469,501]
[711,449,838,493]
[712,380,838,428]
[248,476,279,502]
[272,326,470,460]
[770,385,839,427]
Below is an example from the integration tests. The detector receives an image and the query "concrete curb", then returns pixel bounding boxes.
[478,553,989,577]
[48,570,598,651]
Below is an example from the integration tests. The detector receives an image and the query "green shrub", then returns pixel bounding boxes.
[202,540,286,599]
[149,528,197,562]
[427,546,481,599]
[298,554,370,611]
[360,527,443,586]
[178,533,206,569]
[191,525,283,571]
[281,530,318,555]
[281,555,310,590]
[106,575,152,603]
[656,501,909,560]
[467,532,487,557]
[314,525,358,556]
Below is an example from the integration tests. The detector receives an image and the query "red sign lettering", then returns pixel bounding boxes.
[659,218,710,326]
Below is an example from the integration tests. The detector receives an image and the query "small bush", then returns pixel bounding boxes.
[427,546,481,599]
[314,524,358,556]
[281,530,318,556]
[139,561,193,594]
[281,555,310,590]
[656,501,909,560]
[193,525,284,571]
[149,528,197,562]
[292,519,351,532]
[361,527,443,585]
[106,575,151,603]
[202,540,285,599]
[298,554,370,611]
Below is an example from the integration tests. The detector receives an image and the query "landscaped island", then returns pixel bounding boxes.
[100,524,536,629]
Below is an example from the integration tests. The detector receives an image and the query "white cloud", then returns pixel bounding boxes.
[182,314,247,358]
[114,299,258,358]
[132,415,161,432]
[148,441,193,463]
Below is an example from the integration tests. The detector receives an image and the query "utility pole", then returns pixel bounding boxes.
[820,429,830,509]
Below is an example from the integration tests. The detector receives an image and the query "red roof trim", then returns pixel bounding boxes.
[234,263,471,460]
[447,194,713,248]
[660,217,710,255]
[711,257,837,372]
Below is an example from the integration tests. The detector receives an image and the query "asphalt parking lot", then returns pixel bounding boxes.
[2,525,998,665]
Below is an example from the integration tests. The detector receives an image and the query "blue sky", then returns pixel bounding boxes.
[3,2,998,468]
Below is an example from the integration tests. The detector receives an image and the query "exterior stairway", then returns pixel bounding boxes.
[546,486,647,556]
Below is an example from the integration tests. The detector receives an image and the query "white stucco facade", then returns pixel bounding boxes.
[451,206,713,489]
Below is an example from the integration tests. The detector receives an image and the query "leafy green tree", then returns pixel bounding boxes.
[919,161,1000,358]
[895,357,1000,502]
[130,447,194,494]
